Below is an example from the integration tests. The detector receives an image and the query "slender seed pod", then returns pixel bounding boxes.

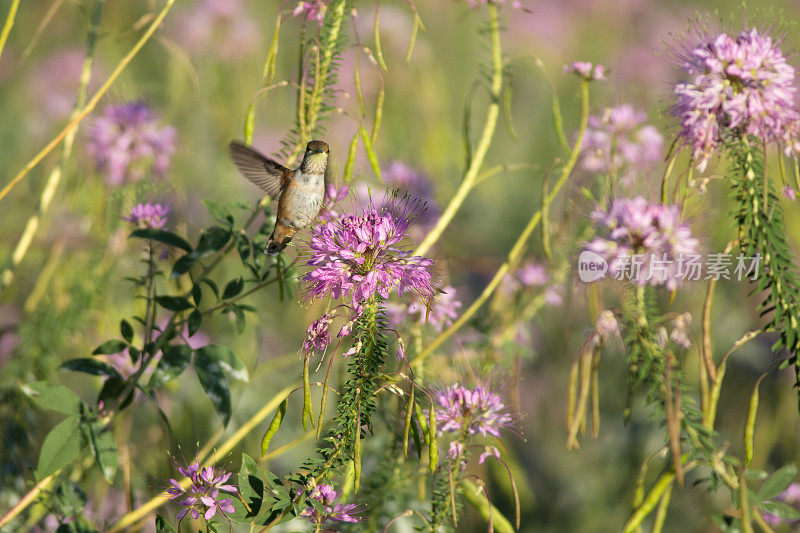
[428,406,438,472]
[261,398,288,456]
[302,354,314,431]
[403,386,415,458]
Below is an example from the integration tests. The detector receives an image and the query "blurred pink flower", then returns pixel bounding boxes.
[171,0,260,60]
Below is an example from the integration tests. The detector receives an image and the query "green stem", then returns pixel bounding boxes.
[0,0,20,62]
[412,81,589,367]
[0,0,105,292]
[413,3,503,257]
[0,0,176,205]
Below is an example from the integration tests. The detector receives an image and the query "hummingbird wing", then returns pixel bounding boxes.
[229,141,290,198]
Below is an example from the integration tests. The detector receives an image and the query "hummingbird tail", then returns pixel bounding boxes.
[266,223,294,255]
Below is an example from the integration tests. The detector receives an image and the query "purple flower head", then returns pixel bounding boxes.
[301,483,362,525]
[584,197,699,289]
[386,286,462,332]
[356,162,440,238]
[580,105,663,181]
[303,313,333,354]
[88,102,176,186]
[293,0,329,25]
[125,203,170,229]
[478,445,501,464]
[672,28,799,171]
[565,61,606,81]
[167,458,237,524]
[784,185,797,201]
[433,381,515,438]
[301,194,436,311]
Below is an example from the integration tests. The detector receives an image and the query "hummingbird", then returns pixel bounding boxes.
[229,140,329,255]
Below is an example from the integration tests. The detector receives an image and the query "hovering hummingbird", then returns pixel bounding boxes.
[229,140,329,255]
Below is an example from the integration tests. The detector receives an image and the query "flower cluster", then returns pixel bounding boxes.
[433,382,514,438]
[124,203,170,229]
[386,286,461,333]
[674,28,799,171]
[565,61,606,81]
[585,197,699,289]
[302,199,436,311]
[167,460,237,524]
[293,0,329,25]
[580,105,663,181]
[301,483,361,525]
[88,102,176,186]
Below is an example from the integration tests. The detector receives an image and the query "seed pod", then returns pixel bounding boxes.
[745,376,764,467]
[428,407,438,473]
[402,386,415,458]
[302,355,314,431]
[261,398,288,456]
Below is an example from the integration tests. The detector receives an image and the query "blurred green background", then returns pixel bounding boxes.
[3,0,800,531]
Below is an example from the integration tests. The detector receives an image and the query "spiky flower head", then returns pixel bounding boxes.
[167,459,237,524]
[125,203,170,229]
[433,381,515,438]
[301,483,361,525]
[584,197,699,289]
[673,27,799,171]
[301,195,436,312]
[88,102,176,186]
[580,105,663,181]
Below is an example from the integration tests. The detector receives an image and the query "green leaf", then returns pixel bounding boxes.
[196,345,248,382]
[37,416,82,478]
[230,453,265,521]
[120,320,134,343]
[203,200,234,226]
[54,481,87,517]
[83,419,118,482]
[170,253,198,279]
[759,464,798,500]
[155,514,177,533]
[222,277,245,299]
[130,228,192,253]
[760,499,800,520]
[92,340,128,355]
[98,376,134,411]
[23,381,83,415]
[195,350,232,426]
[155,296,193,312]
[197,227,232,254]
[61,358,121,379]
[148,345,192,388]
[187,310,202,338]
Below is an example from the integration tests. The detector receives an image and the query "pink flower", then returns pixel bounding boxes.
[673,28,799,171]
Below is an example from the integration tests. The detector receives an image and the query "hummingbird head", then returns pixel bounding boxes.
[301,140,329,174]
